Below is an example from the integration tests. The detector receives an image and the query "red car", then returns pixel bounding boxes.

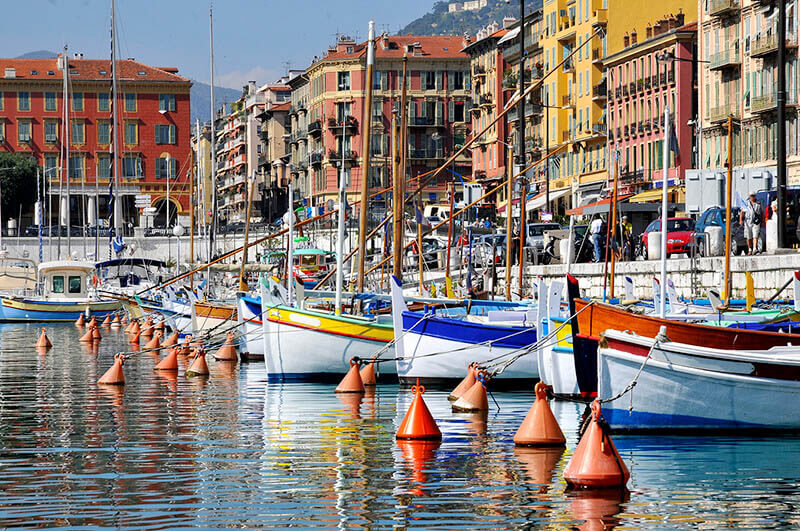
[638,217,696,258]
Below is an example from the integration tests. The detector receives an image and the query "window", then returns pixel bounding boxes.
[71,92,83,111]
[69,155,84,180]
[155,157,177,179]
[98,92,110,111]
[424,71,436,90]
[44,121,57,143]
[0,92,3,110]
[97,155,111,178]
[124,122,137,144]
[449,71,465,90]
[159,94,176,112]
[122,155,143,178]
[18,121,31,143]
[154,124,176,144]
[71,121,84,144]
[335,102,351,122]
[18,91,30,111]
[52,276,64,294]
[124,93,136,112]
[68,276,82,294]
[97,122,110,145]
[45,92,57,111]
[337,72,350,91]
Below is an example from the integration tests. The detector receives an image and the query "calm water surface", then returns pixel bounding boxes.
[0,323,799,529]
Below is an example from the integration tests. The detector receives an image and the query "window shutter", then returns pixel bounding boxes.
[436,71,443,90]
[448,100,454,123]
[381,71,388,90]
[408,100,415,120]
[436,101,443,124]
[170,124,176,144]
[383,134,389,156]
[464,71,471,90]
[171,157,177,178]
[447,71,454,90]
[154,125,160,144]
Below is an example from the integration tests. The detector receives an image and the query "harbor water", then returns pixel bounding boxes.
[1,323,799,529]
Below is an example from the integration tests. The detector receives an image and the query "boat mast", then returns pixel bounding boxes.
[607,149,620,301]
[62,44,70,260]
[192,118,200,286]
[357,20,376,293]
[659,105,670,317]
[391,106,402,280]
[238,171,254,292]
[505,145,513,300]
[724,116,733,306]
[111,0,121,257]
[209,6,217,263]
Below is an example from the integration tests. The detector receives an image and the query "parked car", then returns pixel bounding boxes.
[694,206,755,256]
[637,217,696,258]
[525,223,562,251]
[407,237,446,269]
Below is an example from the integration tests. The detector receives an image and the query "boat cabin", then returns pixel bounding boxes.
[38,261,95,299]
[95,258,167,288]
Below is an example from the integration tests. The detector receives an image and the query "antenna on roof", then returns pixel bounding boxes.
[282,61,291,76]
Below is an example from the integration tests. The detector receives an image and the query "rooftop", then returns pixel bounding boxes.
[321,34,469,61]
[0,57,190,83]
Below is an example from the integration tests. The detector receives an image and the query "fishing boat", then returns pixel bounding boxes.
[390,276,538,386]
[0,255,37,295]
[290,248,334,289]
[236,278,396,379]
[598,328,800,430]
[94,258,168,296]
[0,261,120,321]
[192,299,237,335]
[536,280,581,398]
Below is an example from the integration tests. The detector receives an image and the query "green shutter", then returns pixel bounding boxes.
[170,124,176,144]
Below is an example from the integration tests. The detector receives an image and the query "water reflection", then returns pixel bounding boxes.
[0,324,798,528]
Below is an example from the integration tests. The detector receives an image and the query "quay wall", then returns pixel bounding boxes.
[528,253,800,301]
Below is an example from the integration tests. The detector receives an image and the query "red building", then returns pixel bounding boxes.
[0,55,192,229]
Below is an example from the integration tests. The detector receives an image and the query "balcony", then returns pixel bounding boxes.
[660,72,667,85]
[329,115,359,134]
[644,77,651,91]
[637,79,644,92]
[628,82,635,94]
[709,48,740,71]
[561,93,576,108]
[592,48,602,63]
[592,9,608,27]
[563,59,575,74]
[709,0,739,17]
[308,120,322,136]
[591,123,607,136]
[328,149,357,161]
[310,150,324,165]
[479,94,493,107]
[473,65,486,77]
[708,103,738,124]
[622,84,629,97]
[409,148,444,159]
[592,83,607,101]
[409,116,445,127]
[561,131,570,143]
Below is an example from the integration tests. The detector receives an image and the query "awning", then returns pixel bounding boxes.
[628,185,684,203]
[497,26,520,45]
[527,187,570,211]
[565,194,634,216]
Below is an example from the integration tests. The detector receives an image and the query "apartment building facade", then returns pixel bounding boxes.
[0,55,192,229]
[604,15,697,195]
[297,34,472,208]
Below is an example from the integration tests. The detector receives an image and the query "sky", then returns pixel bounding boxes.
[2,0,437,89]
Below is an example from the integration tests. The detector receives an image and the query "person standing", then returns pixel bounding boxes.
[740,192,764,255]
[620,215,633,260]
[590,214,604,262]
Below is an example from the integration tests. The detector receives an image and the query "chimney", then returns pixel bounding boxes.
[646,24,653,39]
[676,10,685,27]
[631,29,638,45]
[4,67,16,79]
[381,32,389,50]
[503,16,516,29]
[623,33,630,48]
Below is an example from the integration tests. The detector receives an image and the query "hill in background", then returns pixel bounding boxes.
[399,0,541,37]
[190,81,241,125]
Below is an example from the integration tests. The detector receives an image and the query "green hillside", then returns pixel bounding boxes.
[399,0,541,37]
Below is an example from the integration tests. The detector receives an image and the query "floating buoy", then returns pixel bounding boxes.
[79,327,95,343]
[514,382,566,447]
[128,320,140,335]
[359,359,377,386]
[97,353,126,385]
[448,363,476,402]
[564,401,630,489]
[396,379,441,440]
[155,319,165,333]
[35,327,52,348]
[154,347,179,371]
[186,349,210,377]
[452,371,489,412]
[129,331,140,346]
[91,324,102,340]
[144,331,162,350]
[121,313,128,326]
[75,314,85,327]
[88,316,97,329]
[213,331,238,361]
[162,331,179,348]
[101,314,112,327]
[335,357,365,393]
[111,313,122,328]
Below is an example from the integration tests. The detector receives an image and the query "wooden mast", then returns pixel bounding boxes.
[724,116,733,306]
[357,21,376,292]
[608,150,620,300]
[392,107,402,279]
[505,145,513,300]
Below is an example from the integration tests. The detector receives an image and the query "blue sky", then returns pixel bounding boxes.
[3,0,436,88]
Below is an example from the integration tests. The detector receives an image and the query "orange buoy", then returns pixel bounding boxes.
[335,357,365,393]
[396,379,441,440]
[101,314,112,327]
[448,363,476,401]
[97,353,126,385]
[359,360,377,386]
[75,313,85,327]
[564,401,630,489]
[129,320,140,335]
[514,382,566,446]
[144,331,162,350]
[162,331,179,348]
[121,313,128,325]
[154,347,179,371]
[186,349,210,377]
[35,327,52,348]
[91,324,102,340]
[129,331,140,346]
[79,327,95,343]
[155,319,165,332]
[452,371,490,412]
[213,331,238,362]
[88,316,97,329]
[111,313,122,327]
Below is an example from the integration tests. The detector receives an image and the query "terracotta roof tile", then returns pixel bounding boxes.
[322,35,468,61]
[0,57,190,83]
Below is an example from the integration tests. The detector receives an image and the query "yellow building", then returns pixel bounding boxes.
[540,0,609,206]
[606,0,696,56]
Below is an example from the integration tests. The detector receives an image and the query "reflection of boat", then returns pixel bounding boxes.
[599,328,800,430]
[0,261,120,321]
[390,276,538,385]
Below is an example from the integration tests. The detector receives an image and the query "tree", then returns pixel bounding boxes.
[0,152,38,219]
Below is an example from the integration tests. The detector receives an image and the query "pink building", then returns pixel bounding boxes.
[604,17,697,195]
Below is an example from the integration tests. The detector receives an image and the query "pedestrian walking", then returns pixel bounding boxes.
[590,214,604,262]
[740,192,763,255]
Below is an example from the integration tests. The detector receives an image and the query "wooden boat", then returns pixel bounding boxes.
[192,299,237,334]
[599,328,800,430]
[536,280,581,397]
[567,274,800,397]
[390,275,538,386]
[0,261,120,321]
